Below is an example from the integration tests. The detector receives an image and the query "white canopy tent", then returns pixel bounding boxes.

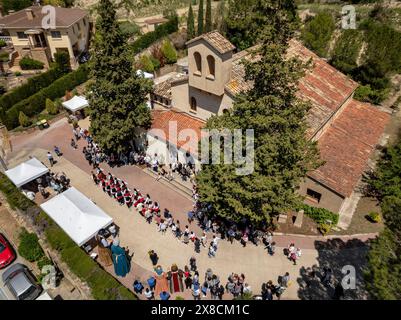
[62,96,89,112]
[136,69,154,80]
[5,157,49,187]
[40,187,113,246]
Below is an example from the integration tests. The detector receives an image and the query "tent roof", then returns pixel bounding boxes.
[40,187,113,246]
[62,96,89,112]
[137,69,154,79]
[5,157,49,187]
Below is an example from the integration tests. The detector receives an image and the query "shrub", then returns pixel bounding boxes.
[18,228,45,262]
[354,85,389,105]
[150,56,161,70]
[5,65,89,129]
[161,39,177,64]
[130,16,179,55]
[0,52,10,62]
[318,223,332,235]
[119,21,140,37]
[45,98,58,115]
[139,55,154,73]
[54,51,71,73]
[19,57,44,70]
[15,71,22,77]
[368,211,381,223]
[331,29,362,75]
[0,51,9,62]
[0,40,7,48]
[18,111,31,127]
[300,204,339,227]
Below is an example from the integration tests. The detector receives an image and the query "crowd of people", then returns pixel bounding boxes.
[131,259,291,301]
[69,126,312,300]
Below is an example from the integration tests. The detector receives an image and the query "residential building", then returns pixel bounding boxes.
[149,31,391,218]
[0,5,90,69]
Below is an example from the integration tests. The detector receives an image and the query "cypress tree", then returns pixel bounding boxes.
[187,4,195,40]
[88,0,152,155]
[205,0,212,33]
[197,0,204,36]
[196,0,320,226]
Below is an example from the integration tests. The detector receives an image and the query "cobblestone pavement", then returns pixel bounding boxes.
[5,118,374,300]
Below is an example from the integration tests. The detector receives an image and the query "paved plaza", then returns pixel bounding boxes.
[5,118,374,300]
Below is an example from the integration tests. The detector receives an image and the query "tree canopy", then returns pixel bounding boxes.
[196,0,320,226]
[88,0,152,155]
[365,134,401,299]
[205,0,212,33]
[224,0,298,50]
[301,12,335,58]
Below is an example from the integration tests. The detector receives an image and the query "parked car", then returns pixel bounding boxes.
[0,233,15,269]
[2,263,42,300]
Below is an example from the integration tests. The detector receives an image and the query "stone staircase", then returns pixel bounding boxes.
[143,168,194,201]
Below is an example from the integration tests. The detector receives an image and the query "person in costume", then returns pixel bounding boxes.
[111,238,130,277]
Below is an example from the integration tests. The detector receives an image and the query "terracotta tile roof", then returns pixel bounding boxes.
[150,110,205,153]
[186,30,236,54]
[0,6,87,29]
[288,40,359,138]
[225,40,358,138]
[308,100,390,197]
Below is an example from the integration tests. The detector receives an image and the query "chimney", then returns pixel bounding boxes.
[25,9,34,20]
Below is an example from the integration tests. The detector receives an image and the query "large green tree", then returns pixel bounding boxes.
[205,0,212,33]
[365,135,401,299]
[88,0,152,154]
[197,0,204,36]
[196,0,320,226]
[187,4,195,40]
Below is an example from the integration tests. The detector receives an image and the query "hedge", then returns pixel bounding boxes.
[300,204,339,226]
[131,16,178,55]
[0,68,65,114]
[19,57,44,70]
[4,64,89,129]
[0,172,136,300]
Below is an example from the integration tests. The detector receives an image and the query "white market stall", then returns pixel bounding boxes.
[5,157,49,188]
[136,69,154,80]
[40,187,113,246]
[62,95,89,113]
